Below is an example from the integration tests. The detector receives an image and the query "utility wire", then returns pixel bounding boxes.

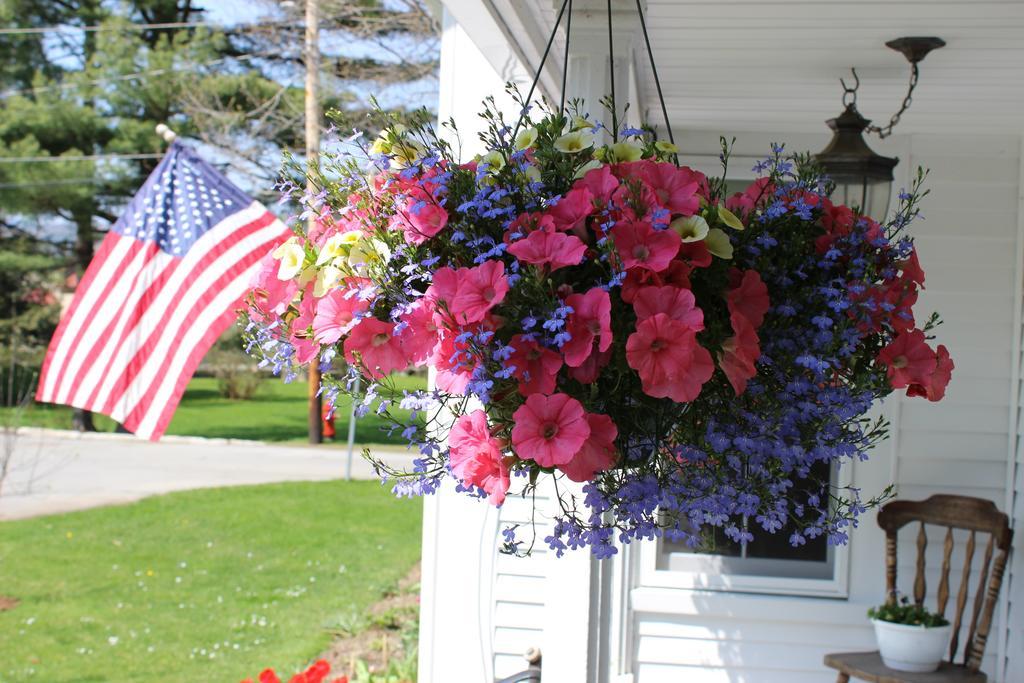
[0,153,162,164]
[0,20,285,35]
[0,54,256,100]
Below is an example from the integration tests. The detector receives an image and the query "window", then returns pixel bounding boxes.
[647,460,850,597]
[657,460,835,580]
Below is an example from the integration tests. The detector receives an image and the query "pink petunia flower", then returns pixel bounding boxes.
[508,334,563,396]
[558,413,618,482]
[907,344,953,402]
[726,269,770,329]
[511,393,591,467]
[877,329,938,389]
[507,229,587,272]
[250,252,299,316]
[719,312,761,395]
[621,259,693,303]
[343,317,409,379]
[626,313,714,403]
[547,186,594,233]
[289,291,320,365]
[567,347,612,384]
[398,299,440,366]
[312,283,370,345]
[394,196,448,245]
[611,220,681,273]
[449,260,510,325]
[448,410,510,505]
[631,286,704,330]
[636,161,702,216]
[578,165,619,205]
[561,288,613,367]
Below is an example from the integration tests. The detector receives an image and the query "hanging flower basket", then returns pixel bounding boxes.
[244,93,952,558]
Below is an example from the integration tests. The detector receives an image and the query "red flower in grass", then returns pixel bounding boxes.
[626,314,714,403]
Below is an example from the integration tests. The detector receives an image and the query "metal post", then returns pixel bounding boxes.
[345,376,360,480]
[305,0,323,444]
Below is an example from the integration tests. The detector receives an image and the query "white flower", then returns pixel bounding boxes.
[670,215,710,243]
[272,238,306,281]
[573,159,603,179]
[610,140,643,162]
[554,130,595,154]
[316,230,361,266]
[515,127,538,150]
[718,206,745,231]
[705,228,734,259]
[479,150,506,173]
[313,264,342,297]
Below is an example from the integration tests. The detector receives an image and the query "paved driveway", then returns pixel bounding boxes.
[0,428,417,520]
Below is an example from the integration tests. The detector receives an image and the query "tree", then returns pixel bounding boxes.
[0,0,439,427]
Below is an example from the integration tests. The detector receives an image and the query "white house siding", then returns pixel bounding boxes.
[623,132,1022,683]
[1002,140,1024,682]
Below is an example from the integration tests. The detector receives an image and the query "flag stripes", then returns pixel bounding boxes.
[36,143,290,441]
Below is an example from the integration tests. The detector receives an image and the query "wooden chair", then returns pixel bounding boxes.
[824,494,1012,683]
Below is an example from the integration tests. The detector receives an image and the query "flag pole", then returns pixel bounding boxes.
[304,0,323,444]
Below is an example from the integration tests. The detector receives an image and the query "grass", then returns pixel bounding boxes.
[2,374,427,445]
[0,480,422,683]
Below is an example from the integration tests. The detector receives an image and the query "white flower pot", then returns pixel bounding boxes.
[872,618,952,673]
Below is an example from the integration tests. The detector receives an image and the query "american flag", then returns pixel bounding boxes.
[36,141,290,440]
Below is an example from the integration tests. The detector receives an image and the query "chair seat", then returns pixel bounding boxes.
[824,651,987,683]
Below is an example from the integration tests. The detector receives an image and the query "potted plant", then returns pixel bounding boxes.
[868,596,952,672]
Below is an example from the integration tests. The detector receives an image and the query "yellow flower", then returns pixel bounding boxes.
[610,141,643,162]
[655,140,679,155]
[479,150,506,173]
[313,265,343,297]
[316,230,361,266]
[670,215,710,243]
[272,238,306,280]
[573,159,603,179]
[718,206,745,231]
[571,116,593,131]
[554,130,595,154]
[704,228,734,259]
[390,136,424,168]
[515,127,538,150]
[369,135,390,156]
[524,165,542,184]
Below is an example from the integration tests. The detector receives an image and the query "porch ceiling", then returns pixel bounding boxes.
[481,0,1024,135]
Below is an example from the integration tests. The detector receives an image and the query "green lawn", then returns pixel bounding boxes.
[0,480,422,683]
[4,374,427,445]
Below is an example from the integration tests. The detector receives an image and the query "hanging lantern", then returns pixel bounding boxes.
[815,36,944,222]
[815,104,898,222]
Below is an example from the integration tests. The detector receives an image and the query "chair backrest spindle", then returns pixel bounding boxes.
[948,529,975,661]
[914,522,928,605]
[937,526,954,616]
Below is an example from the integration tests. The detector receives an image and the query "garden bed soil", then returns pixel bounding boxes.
[320,563,420,679]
